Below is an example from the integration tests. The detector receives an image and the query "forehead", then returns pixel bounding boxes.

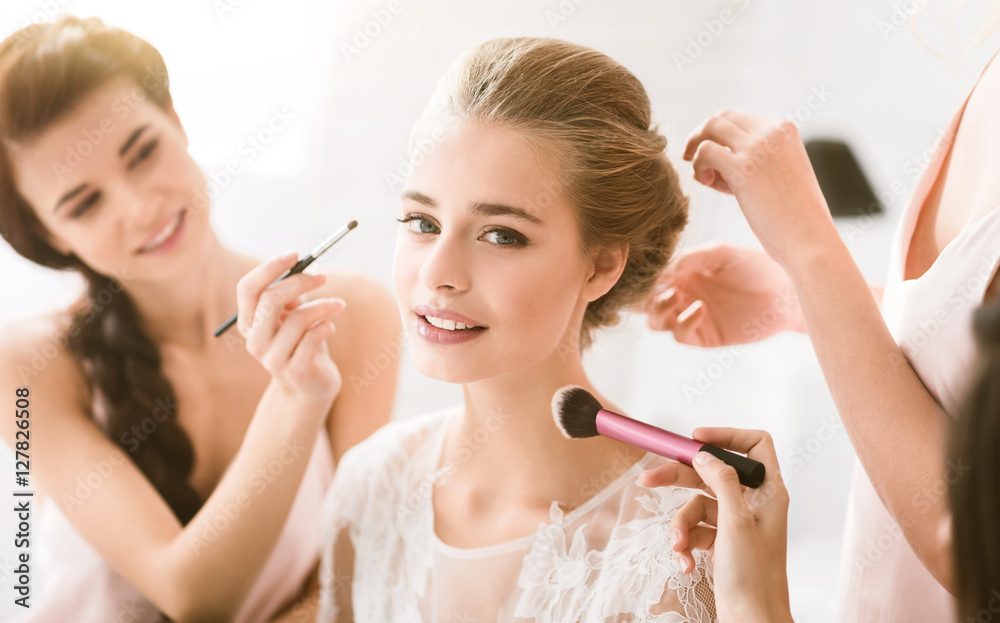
[8,77,164,209]
[404,121,571,219]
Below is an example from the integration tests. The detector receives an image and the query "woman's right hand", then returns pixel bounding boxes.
[639,428,793,623]
[644,243,805,347]
[236,251,345,404]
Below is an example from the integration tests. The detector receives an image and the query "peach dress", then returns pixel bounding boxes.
[836,57,1000,622]
[13,433,335,623]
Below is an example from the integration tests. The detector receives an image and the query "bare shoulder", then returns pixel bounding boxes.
[311,267,399,332]
[0,310,86,388]
[0,311,91,441]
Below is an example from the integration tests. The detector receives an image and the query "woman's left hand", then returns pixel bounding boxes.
[639,428,793,623]
[684,111,837,269]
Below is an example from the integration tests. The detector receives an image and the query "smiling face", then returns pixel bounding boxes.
[393,121,614,384]
[6,77,212,282]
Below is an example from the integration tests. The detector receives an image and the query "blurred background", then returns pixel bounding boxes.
[2,0,999,620]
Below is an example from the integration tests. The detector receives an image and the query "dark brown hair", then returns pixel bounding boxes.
[950,299,1000,619]
[414,37,689,349]
[0,16,200,523]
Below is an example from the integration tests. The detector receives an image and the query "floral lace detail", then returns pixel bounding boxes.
[319,409,717,623]
[515,493,715,622]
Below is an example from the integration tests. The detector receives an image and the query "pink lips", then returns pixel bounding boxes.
[137,209,186,255]
[412,305,487,346]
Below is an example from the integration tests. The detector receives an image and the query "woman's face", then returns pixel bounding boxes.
[393,120,608,384]
[8,77,212,282]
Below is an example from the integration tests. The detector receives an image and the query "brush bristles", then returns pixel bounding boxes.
[551,385,603,439]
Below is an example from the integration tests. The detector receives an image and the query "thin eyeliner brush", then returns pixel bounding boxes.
[213,219,358,337]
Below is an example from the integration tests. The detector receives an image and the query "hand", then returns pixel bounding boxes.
[638,428,793,623]
[684,111,838,268]
[644,243,805,346]
[236,251,344,404]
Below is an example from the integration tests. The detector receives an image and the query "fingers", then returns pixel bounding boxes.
[670,300,709,345]
[691,451,753,527]
[690,427,781,477]
[690,140,737,194]
[236,252,298,334]
[684,115,751,161]
[638,461,711,494]
[670,493,719,550]
[261,298,346,372]
[674,525,717,574]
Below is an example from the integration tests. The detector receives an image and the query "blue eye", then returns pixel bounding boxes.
[482,228,526,248]
[397,214,440,235]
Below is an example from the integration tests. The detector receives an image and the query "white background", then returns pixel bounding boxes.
[1,0,998,620]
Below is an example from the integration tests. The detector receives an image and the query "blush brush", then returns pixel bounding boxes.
[552,385,766,488]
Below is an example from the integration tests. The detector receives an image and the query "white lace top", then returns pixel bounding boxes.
[318,406,717,622]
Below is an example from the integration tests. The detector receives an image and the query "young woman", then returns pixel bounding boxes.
[317,37,716,622]
[645,298,1000,623]
[645,37,1000,623]
[0,16,400,622]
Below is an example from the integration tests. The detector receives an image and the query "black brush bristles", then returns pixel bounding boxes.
[552,385,603,439]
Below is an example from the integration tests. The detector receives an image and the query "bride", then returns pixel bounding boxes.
[318,37,717,622]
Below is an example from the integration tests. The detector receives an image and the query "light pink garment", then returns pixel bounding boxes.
[13,433,335,623]
[836,62,1000,622]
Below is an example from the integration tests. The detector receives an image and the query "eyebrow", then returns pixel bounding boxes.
[54,184,88,213]
[118,123,150,157]
[53,124,152,213]
[402,190,544,226]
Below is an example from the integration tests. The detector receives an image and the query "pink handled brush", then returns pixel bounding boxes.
[552,386,766,488]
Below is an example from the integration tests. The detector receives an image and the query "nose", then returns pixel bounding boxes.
[118,181,164,230]
[417,230,471,294]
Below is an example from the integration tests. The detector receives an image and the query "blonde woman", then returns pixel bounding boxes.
[318,38,717,622]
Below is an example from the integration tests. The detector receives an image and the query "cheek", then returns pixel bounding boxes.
[392,236,418,310]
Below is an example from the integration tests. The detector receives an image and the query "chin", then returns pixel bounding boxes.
[411,350,492,385]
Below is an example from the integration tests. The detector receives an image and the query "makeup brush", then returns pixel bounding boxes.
[552,385,766,488]
[213,219,358,337]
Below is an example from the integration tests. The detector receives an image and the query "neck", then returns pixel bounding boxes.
[118,234,247,352]
[442,339,646,511]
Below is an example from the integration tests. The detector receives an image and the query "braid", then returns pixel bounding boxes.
[68,267,201,524]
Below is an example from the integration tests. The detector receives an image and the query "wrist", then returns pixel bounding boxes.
[266,379,335,419]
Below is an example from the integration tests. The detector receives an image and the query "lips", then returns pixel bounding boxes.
[412,305,487,331]
[137,209,185,254]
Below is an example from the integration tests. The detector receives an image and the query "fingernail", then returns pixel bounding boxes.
[655,287,676,304]
[675,300,703,323]
[694,451,716,466]
[671,529,680,545]
[283,250,298,261]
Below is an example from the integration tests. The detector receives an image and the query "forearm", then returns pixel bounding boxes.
[160,381,331,620]
[782,236,953,588]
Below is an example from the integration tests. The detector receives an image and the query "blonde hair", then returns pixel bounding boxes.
[414,37,688,349]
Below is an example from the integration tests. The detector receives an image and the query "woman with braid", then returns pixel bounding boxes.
[0,16,400,622]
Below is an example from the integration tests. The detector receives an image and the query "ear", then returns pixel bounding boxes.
[581,243,629,303]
